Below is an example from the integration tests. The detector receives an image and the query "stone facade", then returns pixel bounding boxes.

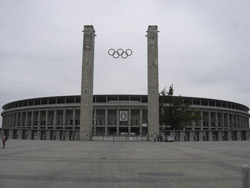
[80,25,95,141]
[1,95,250,141]
[147,25,160,140]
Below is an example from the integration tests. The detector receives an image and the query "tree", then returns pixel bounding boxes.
[159,85,200,130]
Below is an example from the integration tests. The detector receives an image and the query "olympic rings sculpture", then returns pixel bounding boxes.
[108,49,133,59]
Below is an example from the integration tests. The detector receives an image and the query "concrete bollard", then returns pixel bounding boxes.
[242,164,250,188]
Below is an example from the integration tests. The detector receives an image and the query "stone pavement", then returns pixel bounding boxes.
[0,140,249,188]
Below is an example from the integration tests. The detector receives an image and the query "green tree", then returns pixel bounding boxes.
[159,85,200,130]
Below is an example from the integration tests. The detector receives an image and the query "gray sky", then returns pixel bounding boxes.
[1,0,250,127]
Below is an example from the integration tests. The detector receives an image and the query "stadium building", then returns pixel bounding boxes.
[1,95,250,141]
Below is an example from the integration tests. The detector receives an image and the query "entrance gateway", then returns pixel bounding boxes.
[80,25,159,141]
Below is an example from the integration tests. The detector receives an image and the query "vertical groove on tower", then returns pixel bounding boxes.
[80,25,95,141]
[147,25,159,140]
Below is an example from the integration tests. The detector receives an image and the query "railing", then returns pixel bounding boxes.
[92,135,148,141]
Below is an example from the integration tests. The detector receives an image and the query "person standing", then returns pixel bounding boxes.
[2,133,6,148]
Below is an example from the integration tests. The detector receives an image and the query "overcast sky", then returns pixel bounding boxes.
[1,0,250,127]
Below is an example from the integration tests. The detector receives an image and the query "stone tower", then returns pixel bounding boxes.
[147,25,160,139]
[80,25,95,141]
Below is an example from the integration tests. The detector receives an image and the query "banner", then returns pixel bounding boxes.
[120,110,128,121]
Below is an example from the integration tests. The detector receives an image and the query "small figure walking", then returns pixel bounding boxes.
[2,133,6,148]
[153,135,157,142]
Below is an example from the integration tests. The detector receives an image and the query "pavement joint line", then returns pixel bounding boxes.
[0,174,241,183]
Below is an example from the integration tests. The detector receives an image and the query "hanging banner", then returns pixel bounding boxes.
[120,110,128,121]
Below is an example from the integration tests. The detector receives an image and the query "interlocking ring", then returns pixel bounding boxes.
[108,49,133,59]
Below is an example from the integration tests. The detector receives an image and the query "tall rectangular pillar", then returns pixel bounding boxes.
[116,110,119,136]
[25,112,28,129]
[38,111,41,129]
[139,109,143,136]
[73,109,76,130]
[128,109,131,135]
[80,25,95,141]
[221,112,225,130]
[45,110,48,130]
[147,25,159,140]
[200,111,204,130]
[208,111,211,130]
[53,110,57,130]
[215,111,218,130]
[93,109,97,135]
[63,110,66,130]
[105,109,108,136]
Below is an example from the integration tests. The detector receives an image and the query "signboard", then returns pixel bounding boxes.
[120,110,128,121]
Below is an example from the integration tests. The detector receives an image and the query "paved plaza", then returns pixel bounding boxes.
[0,140,250,188]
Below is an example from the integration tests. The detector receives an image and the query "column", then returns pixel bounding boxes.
[215,111,218,130]
[238,115,241,129]
[93,109,96,135]
[2,116,5,128]
[208,111,211,130]
[5,115,7,128]
[232,114,235,129]
[31,111,34,129]
[227,113,230,130]
[9,115,11,128]
[63,110,66,130]
[45,110,48,129]
[239,116,242,129]
[73,109,76,131]
[12,114,14,128]
[9,114,11,128]
[25,112,28,129]
[46,131,51,140]
[105,109,108,136]
[6,115,8,128]
[7,115,9,128]
[8,115,11,128]
[116,109,119,136]
[80,25,95,141]
[38,111,41,129]
[11,114,13,128]
[237,131,241,140]
[200,111,203,130]
[245,117,248,129]
[238,115,240,129]
[147,25,160,139]
[208,111,213,141]
[192,112,195,130]
[15,113,18,128]
[221,112,225,130]
[20,112,23,129]
[53,110,57,130]
[3,116,6,128]
[218,131,223,141]
[128,109,131,135]
[235,115,237,129]
[139,109,143,136]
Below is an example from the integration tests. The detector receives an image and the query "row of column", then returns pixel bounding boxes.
[167,130,250,141]
[3,109,79,130]
[93,109,145,136]
[193,111,249,131]
[2,109,249,132]
[4,129,80,141]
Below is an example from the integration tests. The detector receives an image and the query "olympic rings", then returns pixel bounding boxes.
[108,49,133,59]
